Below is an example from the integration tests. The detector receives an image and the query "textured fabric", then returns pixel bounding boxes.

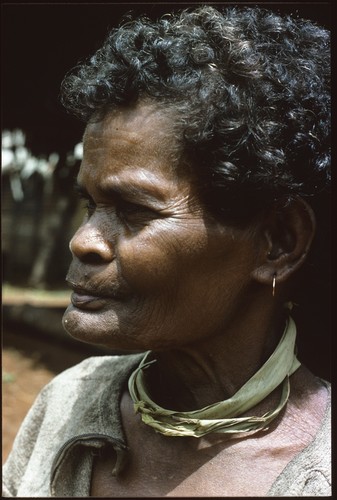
[2,354,331,497]
[2,354,143,497]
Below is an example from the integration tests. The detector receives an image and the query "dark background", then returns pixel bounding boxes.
[2,2,332,156]
[2,2,333,380]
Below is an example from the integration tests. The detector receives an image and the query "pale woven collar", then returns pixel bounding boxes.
[128,316,300,437]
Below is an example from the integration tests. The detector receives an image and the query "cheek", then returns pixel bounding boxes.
[118,222,212,293]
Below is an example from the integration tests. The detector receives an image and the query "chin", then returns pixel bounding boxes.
[62,304,145,351]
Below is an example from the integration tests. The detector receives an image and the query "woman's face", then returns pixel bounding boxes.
[63,103,260,351]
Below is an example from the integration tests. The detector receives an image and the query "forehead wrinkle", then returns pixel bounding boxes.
[83,129,174,173]
[101,171,172,202]
[83,135,141,159]
[84,106,179,158]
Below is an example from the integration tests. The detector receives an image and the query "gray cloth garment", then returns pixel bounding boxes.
[2,354,331,497]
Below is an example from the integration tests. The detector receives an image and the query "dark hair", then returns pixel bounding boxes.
[61,5,330,224]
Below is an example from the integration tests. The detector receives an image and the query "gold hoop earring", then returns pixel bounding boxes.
[272,273,276,297]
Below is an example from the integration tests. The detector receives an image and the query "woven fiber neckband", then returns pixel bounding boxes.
[128,316,300,438]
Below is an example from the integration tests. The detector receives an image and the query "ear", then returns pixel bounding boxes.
[252,196,316,288]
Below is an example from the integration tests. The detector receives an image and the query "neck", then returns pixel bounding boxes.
[147,303,286,412]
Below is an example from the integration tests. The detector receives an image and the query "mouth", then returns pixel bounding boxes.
[67,282,122,311]
[70,291,109,311]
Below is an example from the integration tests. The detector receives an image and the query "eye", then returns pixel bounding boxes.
[74,184,96,217]
[83,198,96,217]
[116,199,157,224]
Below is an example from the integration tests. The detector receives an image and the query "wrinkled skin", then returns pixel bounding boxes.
[63,102,263,355]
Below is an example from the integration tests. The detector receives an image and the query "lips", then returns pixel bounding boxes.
[71,291,108,311]
[65,272,129,312]
[66,279,118,311]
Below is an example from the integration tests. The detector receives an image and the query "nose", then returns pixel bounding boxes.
[69,223,115,264]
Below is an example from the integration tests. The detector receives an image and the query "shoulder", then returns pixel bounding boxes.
[52,352,143,380]
[269,382,331,496]
[2,353,143,497]
[17,352,144,425]
[21,353,143,412]
[46,353,143,386]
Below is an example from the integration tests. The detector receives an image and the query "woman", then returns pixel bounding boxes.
[3,5,330,497]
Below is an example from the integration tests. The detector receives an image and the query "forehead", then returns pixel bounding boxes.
[83,103,181,168]
[79,102,196,197]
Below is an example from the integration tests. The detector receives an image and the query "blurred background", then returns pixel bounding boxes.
[2,2,332,463]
